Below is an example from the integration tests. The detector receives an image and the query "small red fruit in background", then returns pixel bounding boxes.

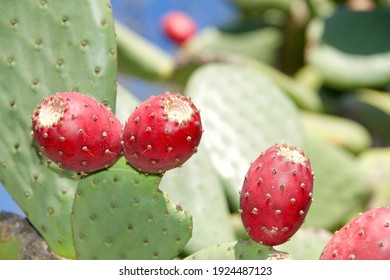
[122,93,203,174]
[161,11,197,45]
[31,92,122,174]
[240,144,314,246]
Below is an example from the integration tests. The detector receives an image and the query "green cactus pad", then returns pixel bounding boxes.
[0,0,117,258]
[116,21,174,81]
[159,143,235,254]
[275,227,332,260]
[300,111,372,154]
[304,135,371,231]
[231,0,293,12]
[184,239,290,260]
[248,60,323,112]
[72,159,192,260]
[309,7,390,89]
[358,148,390,208]
[183,26,283,65]
[185,63,304,210]
[174,55,323,112]
[341,89,390,143]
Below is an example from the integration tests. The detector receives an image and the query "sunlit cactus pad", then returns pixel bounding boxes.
[72,159,193,260]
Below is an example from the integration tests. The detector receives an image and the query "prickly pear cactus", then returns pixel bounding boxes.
[185,63,304,210]
[72,159,193,260]
[0,0,117,258]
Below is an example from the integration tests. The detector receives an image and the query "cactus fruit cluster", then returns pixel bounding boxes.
[31,91,202,175]
[1,0,390,260]
[28,90,201,260]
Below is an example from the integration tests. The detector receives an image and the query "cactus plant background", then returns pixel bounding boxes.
[1,0,390,260]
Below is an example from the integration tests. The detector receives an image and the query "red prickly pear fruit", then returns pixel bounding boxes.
[122,92,203,174]
[320,206,390,260]
[161,11,197,45]
[31,92,122,174]
[239,143,314,246]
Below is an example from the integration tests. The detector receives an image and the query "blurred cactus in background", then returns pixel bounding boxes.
[1,0,390,260]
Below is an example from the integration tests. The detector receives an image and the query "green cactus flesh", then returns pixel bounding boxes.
[0,0,117,258]
[185,63,304,210]
[72,159,193,260]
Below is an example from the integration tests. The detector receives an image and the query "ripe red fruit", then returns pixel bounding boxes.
[320,206,390,260]
[239,144,314,246]
[31,92,122,174]
[122,93,202,174]
[161,11,197,44]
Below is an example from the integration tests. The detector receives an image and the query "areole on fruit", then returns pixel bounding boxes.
[163,95,194,124]
[34,97,66,129]
[276,144,308,166]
